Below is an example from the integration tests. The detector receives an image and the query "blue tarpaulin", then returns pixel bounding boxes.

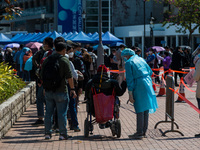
[96,31,123,44]
[0,33,11,44]
[70,31,96,43]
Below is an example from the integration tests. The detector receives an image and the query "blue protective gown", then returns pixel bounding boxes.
[125,54,158,114]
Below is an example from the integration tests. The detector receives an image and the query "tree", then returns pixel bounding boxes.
[162,0,200,47]
[0,0,22,21]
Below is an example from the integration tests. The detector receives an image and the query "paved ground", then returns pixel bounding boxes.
[0,82,200,150]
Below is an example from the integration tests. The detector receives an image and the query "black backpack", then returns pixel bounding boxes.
[42,54,63,92]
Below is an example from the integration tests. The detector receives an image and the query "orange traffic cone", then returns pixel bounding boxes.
[157,74,166,97]
[175,77,186,103]
[152,74,157,92]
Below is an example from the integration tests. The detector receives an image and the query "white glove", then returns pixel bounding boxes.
[128,91,135,103]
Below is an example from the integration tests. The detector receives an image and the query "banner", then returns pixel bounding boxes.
[58,0,82,33]
[184,69,195,87]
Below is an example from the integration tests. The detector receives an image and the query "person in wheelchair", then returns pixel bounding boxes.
[85,64,127,129]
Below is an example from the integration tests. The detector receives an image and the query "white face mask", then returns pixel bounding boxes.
[68,52,74,58]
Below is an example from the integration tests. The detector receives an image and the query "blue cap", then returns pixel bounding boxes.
[121,48,135,56]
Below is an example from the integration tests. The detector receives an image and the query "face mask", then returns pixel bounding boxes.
[75,51,81,56]
[124,57,128,62]
[68,52,74,58]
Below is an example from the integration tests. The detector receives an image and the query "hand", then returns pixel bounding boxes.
[70,90,77,98]
[128,91,135,104]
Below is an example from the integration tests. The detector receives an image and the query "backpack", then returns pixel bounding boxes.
[42,54,63,92]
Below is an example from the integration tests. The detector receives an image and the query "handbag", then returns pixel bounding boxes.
[92,88,115,123]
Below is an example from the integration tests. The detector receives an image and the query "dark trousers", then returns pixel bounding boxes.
[174,71,183,85]
[136,110,149,135]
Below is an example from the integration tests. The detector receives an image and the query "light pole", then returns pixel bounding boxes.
[150,16,154,46]
[82,11,86,32]
[41,13,45,33]
[97,0,104,67]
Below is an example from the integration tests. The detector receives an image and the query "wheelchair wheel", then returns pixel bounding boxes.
[84,118,89,137]
[110,122,116,136]
[116,119,121,138]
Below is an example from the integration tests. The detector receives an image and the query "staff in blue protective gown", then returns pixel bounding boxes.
[121,48,158,139]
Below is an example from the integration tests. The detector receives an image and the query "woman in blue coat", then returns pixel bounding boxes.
[121,48,158,139]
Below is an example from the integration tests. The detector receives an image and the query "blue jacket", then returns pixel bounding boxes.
[125,54,158,113]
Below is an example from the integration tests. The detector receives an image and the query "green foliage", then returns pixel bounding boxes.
[0,0,23,21]
[0,62,25,104]
[162,0,200,35]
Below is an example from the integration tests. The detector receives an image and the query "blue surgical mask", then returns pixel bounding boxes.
[124,57,128,62]
[75,51,81,56]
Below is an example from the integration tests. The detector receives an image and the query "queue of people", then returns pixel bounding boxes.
[2,38,199,140]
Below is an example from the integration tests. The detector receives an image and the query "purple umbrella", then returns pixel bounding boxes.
[151,46,165,52]
[3,43,20,50]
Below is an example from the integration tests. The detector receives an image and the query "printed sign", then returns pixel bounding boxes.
[58,0,82,33]
[184,69,195,87]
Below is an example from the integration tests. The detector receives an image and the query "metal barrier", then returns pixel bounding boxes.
[154,75,184,136]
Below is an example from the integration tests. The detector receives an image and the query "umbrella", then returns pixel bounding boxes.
[110,42,126,47]
[3,43,20,50]
[25,42,43,54]
[151,46,165,52]
[180,45,191,50]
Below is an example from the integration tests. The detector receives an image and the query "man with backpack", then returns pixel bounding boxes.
[32,37,54,126]
[40,42,76,140]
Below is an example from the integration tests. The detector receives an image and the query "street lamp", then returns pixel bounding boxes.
[41,13,45,32]
[97,0,104,67]
[82,11,86,32]
[150,16,154,46]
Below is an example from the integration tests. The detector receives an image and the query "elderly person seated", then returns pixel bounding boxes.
[85,64,127,128]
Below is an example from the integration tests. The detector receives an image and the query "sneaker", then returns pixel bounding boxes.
[195,133,200,138]
[59,134,72,140]
[175,84,179,87]
[32,119,44,126]
[143,133,147,138]
[55,129,59,135]
[128,133,144,139]
[44,134,52,140]
[74,127,81,132]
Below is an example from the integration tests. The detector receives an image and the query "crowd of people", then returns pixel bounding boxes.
[1,37,199,140]
[145,46,192,86]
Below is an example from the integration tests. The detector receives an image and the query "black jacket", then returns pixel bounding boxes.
[171,50,185,70]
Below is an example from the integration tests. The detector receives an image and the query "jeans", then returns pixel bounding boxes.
[45,91,69,135]
[23,71,30,81]
[36,85,45,118]
[68,85,79,128]
[136,110,149,135]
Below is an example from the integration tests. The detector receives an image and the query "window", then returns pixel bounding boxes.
[25,2,28,9]
[102,1,108,7]
[87,8,98,14]
[36,0,40,7]
[86,22,98,27]
[86,1,98,7]
[102,22,108,26]
[30,0,34,8]
[102,9,108,14]
[87,16,98,21]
